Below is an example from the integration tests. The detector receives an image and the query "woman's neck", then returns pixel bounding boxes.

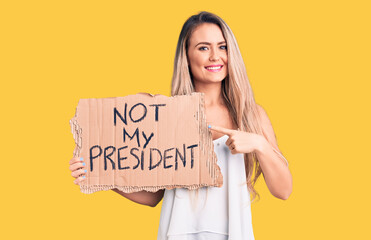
[194,82,224,107]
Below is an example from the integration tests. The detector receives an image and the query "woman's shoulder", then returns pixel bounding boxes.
[254,103,281,149]
[255,103,266,114]
[254,103,272,126]
[255,103,270,122]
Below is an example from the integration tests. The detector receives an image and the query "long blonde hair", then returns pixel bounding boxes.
[172,11,268,202]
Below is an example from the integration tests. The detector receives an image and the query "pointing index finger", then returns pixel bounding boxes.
[208,125,235,136]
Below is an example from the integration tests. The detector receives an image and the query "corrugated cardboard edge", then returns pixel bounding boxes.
[69,116,82,158]
[70,92,223,194]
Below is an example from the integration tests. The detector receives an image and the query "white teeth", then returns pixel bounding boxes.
[206,66,222,70]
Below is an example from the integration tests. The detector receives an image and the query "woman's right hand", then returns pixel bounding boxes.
[69,157,87,185]
[69,156,164,206]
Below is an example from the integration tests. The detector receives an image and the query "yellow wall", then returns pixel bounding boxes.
[1,1,370,239]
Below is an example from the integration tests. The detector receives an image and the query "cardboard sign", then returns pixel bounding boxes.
[70,93,223,194]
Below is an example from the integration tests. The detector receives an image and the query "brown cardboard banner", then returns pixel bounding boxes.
[70,93,223,194]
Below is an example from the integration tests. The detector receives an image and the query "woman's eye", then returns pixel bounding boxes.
[198,45,227,51]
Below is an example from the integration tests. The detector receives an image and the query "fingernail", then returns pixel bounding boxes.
[84,170,87,173]
[80,157,83,161]
[82,162,85,166]
[208,125,211,128]
[82,176,86,179]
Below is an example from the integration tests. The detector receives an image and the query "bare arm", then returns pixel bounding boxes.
[111,188,165,207]
[209,105,292,200]
[255,105,293,200]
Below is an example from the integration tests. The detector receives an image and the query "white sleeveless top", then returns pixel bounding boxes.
[157,135,255,240]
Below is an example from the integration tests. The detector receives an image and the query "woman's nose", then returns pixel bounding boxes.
[209,49,220,61]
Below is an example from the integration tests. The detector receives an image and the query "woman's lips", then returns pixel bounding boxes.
[205,65,223,72]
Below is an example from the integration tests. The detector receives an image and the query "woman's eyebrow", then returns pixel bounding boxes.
[195,41,226,47]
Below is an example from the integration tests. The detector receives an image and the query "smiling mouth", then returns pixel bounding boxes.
[205,65,223,72]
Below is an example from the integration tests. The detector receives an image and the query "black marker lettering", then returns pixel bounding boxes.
[113,103,127,126]
[175,144,186,170]
[129,103,147,123]
[149,104,166,121]
[187,144,198,169]
[149,148,162,170]
[163,148,174,169]
[104,146,116,170]
[118,146,129,170]
[130,148,140,170]
[89,145,102,172]
[142,132,154,149]
[140,150,145,170]
[123,127,140,147]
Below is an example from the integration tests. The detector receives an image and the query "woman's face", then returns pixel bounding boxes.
[187,23,228,84]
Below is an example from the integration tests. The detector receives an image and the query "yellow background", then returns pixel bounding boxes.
[1,0,370,239]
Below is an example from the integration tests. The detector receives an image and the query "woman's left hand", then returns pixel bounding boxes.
[209,125,264,154]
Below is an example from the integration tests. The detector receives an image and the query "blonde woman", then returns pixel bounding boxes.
[69,11,292,240]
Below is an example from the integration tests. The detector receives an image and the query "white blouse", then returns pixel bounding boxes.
[157,134,255,240]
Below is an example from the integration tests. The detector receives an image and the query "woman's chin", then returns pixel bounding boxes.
[194,76,227,84]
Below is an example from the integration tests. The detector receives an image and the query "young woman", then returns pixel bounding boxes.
[69,11,292,240]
